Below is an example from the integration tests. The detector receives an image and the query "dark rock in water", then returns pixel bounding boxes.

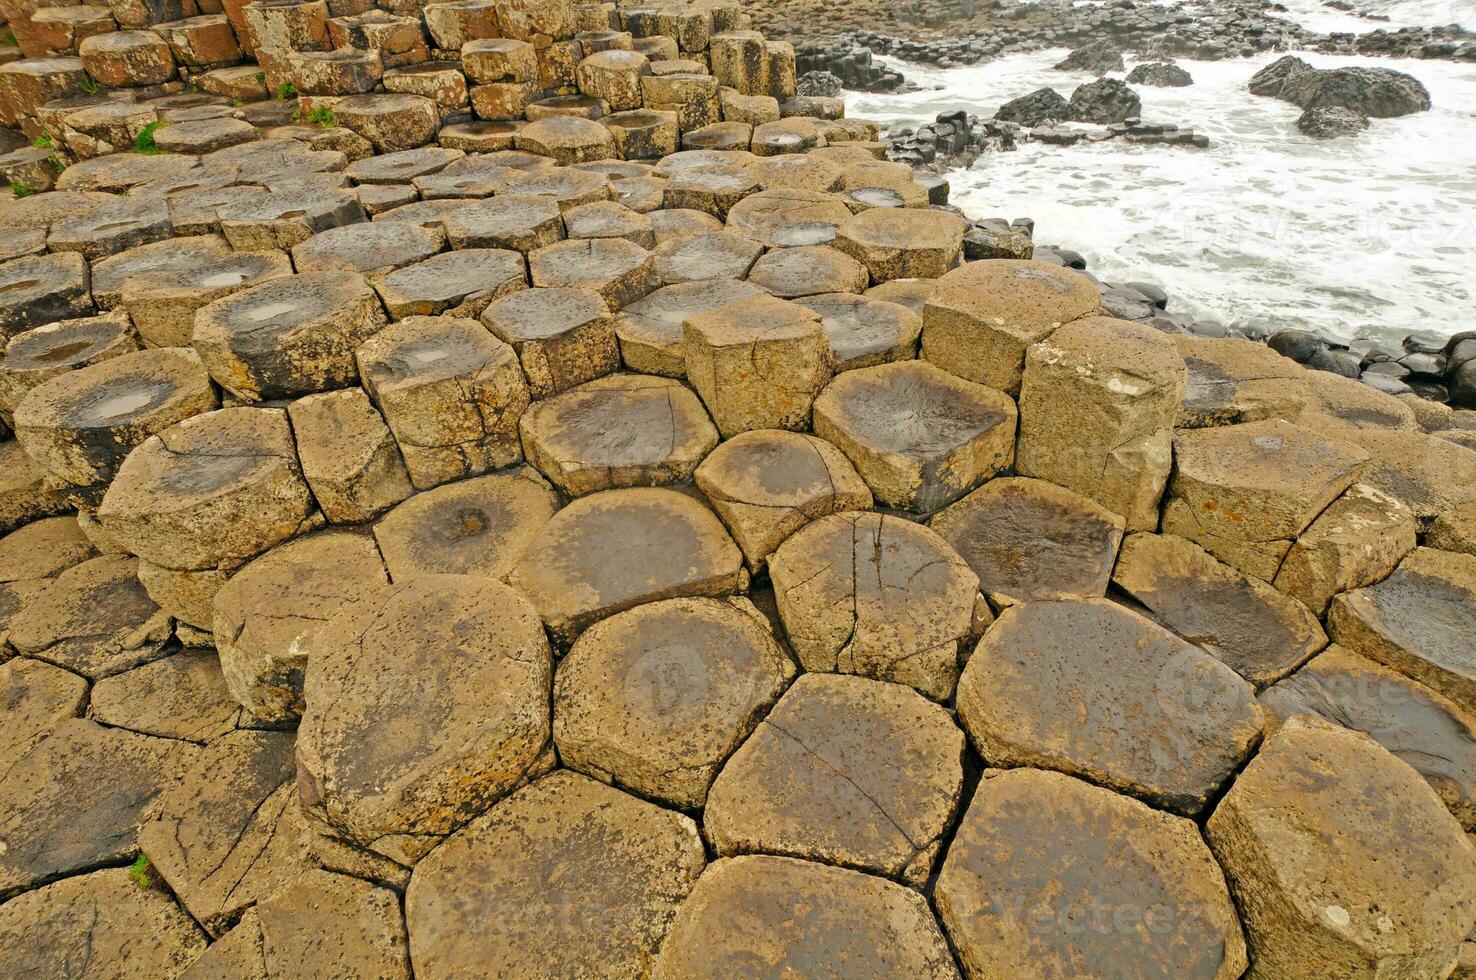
[1297,106,1370,138]
[1054,39,1125,74]
[1126,281,1169,310]
[1252,57,1431,118]
[1249,55,1316,98]
[1269,328,1326,363]
[995,87,1071,127]
[1127,62,1194,87]
[1069,78,1142,124]
[1451,361,1476,409]
[1361,372,1414,396]
[797,70,844,98]
[1284,66,1432,118]
[963,223,1034,260]
[1309,348,1362,378]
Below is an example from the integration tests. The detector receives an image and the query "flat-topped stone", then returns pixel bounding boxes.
[1174,334,1313,428]
[930,477,1125,606]
[47,196,174,261]
[98,407,317,571]
[769,511,978,700]
[746,242,868,297]
[193,270,386,401]
[613,278,765,377]
[298,574,553,865]
[813,359,1016,514]
[357,314,530,489]
[374,247,528,320]
[0,658,87,779]
[373,467,558,581]
[725,187,853,247]
[122,250,293,348]
[1207,716,1476,977]
[214,529,389,722]
[706,672,965,883]
[1275,482,1417,615]
[554,596,794,808]
[288,387,413,524]
[0,312,136,422]
[835,206,966,282]
[291,220,445,279]
[507,487,744,644]
[651,229,764,284]
[519,373,718,496]
[406,771,705,978]
[563,199,655,248]
[1329,547,1476,712]
[91,649,242,743]
[960,598,1263,815]
[1114,532,1328,688]
[442,192,565,251]
[937,768,1247,980]
[481,285,618,398]
[218,188,367,251]
[1262,644,1476,828]
[515,113,618,164]
[0,252,93,342]
[791,292,921,370]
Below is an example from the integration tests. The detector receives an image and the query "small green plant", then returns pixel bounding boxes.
[275,80,297,101]
[79,75,102,94]
[10,181,33,197]
[232,97,244,107]
[32,132,53,149]
[131,120,170,154]
[48,155,65,174]
[129,854,151,889]
[295,105,335,128]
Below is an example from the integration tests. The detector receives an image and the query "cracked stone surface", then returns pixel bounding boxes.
[769,511,978,700]
[90,648,244,743]
[705,672,965,884]
[297,575,554,866]
[694,428,872,571]
[507,487,745,644]
[406,770,705,979]
[612,277,766,377]
[0,657,87,782]
[958,599,1264,815]
[654,855,961,979]
[519,372,718,496]
[930,477,1124,606]
[554,597,795,808]
[1206,716,1476,978]
[213,529,390,723]
[936,768,1248,980]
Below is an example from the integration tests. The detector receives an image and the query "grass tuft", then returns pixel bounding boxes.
[129,854,152,889]
[131,120,170,154]
[11,181,32,197]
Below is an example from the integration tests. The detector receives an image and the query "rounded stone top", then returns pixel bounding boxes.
[482,286,610,343]
[580,49,651,72]
[726,187,855,247]
[0,313,138,415]
[926,257,1100,330]
[1036,315,1190,381]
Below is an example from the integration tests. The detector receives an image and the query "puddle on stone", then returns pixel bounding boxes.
[406,346,451,364]
[93,221,140,232]
[849,187,904,208]
[91,389,154,420]
[34,339,95,363]
[245,301,298,322]
[0,278,41,293]
[201,271,250,288]
[770,223,836,247]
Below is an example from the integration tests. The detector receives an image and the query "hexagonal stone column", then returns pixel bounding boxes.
[791,292,921,371]
[768,511,979,700]
[0,253,93,342]
[921,258,1100,395]
[813,360,1016,514]
[577,49,650,110]
[725,187,852,247]
[1163,419,1369,582]
[121,251,294,348]
[334,93,439,152]
[1208,716,1476,977]
[356,315,531,490]
[1016,316,1187,532]
[194,271,387,402]
[218,188,367,251]
[1329,547,1476,712]
[706,671,964,883]
[1261,645,1476,828]
[1114,532,1327,687]
[929,477,1124,606]
[47,198,173,261]
[1273,483,1416,615]
[507,487,744,643]
[519,373,718,496]
[746,243,868,298]
[682,293,833,438]
[652,230,764,285]
[287,387,411,524]
[374,248,528,320]
[694,428,871,571]
[97,407,318,571]
[554,597,794,808]
[13,347,217,502]
[297,575,554,864]
[959,599,1263,815]
[405,771,705,978]
[654,855,960,979]
[89,649,241,743]
[528,237,656,308]
[443,193,565,252]
[835,207,966,282]
[614,278,765,376]
[514,114,618,164]
[937,768,1247,980]
[213,530,390,722]
[480,286,617,398]
[372,467,558,581]
[291,221,445,279]
[78,31,177,86]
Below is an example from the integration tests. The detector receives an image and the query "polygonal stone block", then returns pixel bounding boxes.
[383,62,468,115]
[443,193,565,252]
[78,31,176,87]
[652,230,763,285]
[0,252,92,342]
[661,163,758,218]
[528,236,655,307]
[790,292,920,371]
[0,312,136,422]
[682,293,832,437]
[563,199,655,248]
[1274,482,1416,615]
[97,406,318,571]
[374,247,528,320]
[356,314,530,489]
[47,197,173,261]
[193,270,387,401]
[333,93,438,151]
[515,113,618,164]
[121,250,293,348]
[519,373,717,496]
[835,206,966,281]
[462,37,537,83]
[288,387,412,524]
[289,48,382,95]
[613,277,764,376]
[709,29,766,95]
[725,186,851,247]
[218,188,367,251]
[291,221,444,279]
[576,48,649,110]
[480,285,617,398]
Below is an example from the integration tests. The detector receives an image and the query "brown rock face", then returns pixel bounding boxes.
[1207,716,1476,977]
[705,672,965,884]
[1273,482,1417,614]
[406,771,705,979]
[769,511,978,701]
[1113,532,1328,687]
[936,768,1247,980]
[958,599,1263,815]
[1329,546,1476,712]
[930,477,1124,606]
[654,855,961,979]
[554,596,795,808]
[296,575,554,865]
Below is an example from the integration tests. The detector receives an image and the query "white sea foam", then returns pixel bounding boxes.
[847,43,1476,342]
